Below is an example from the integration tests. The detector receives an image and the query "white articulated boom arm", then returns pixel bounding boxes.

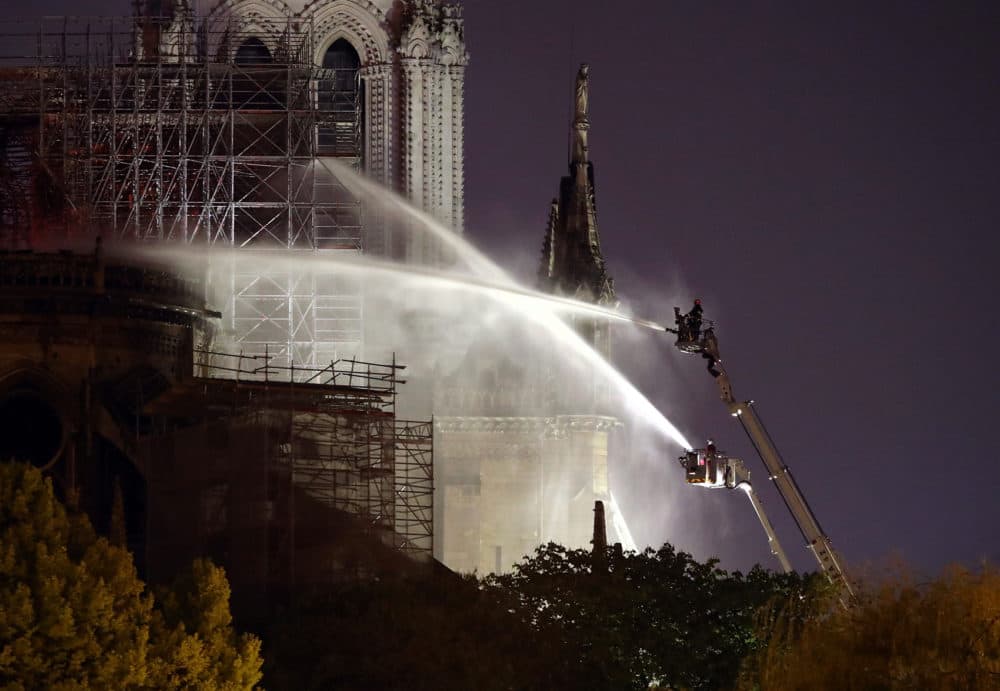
[704,331,855,599]
[741,484,793,574]
[679,448,792,573]
[735,463,792,573]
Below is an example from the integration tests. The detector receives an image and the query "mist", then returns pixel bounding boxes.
[128,159,770,573]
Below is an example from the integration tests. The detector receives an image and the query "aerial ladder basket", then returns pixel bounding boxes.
[668,301,855,602]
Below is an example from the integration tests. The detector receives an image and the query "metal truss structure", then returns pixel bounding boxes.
[0,12,447,587]
[164,348,434,566]
[0,14,365,368]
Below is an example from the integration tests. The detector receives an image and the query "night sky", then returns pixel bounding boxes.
[8,1,1000,575]
[461,1,1000,575]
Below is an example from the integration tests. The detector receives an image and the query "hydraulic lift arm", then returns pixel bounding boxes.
[680,447,794,573]
[730,464,794,574]
[701,331,855,598]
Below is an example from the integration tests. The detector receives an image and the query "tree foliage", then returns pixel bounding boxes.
[485,542,823,690]
[0,462,262,690]
[264,542,819,690]
[265,571,581,691]
[741,564,1000,690]
[150,559,264,690]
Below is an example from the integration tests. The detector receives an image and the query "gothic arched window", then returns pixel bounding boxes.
[318,39,363,160]
[234,37,271,65]
[233,37,280,108]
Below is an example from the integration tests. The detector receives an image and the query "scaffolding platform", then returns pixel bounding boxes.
[0,13,366,368]
[135,346,433,607]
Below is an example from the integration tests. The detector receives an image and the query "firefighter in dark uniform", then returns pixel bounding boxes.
[673,306,689,340]
[705,439,718,482]
[666,298,722,378]
[691,300,720,378]
[686,299,703,340]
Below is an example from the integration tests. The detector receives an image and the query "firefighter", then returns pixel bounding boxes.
[705,439,718,481]
[686,299,703,340]
[672,306,689,340]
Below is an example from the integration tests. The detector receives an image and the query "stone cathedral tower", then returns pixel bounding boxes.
[538,63,616,360]
[196,0,468,248]
[434,65,623,575]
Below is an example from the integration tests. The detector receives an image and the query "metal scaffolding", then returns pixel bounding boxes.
[0,242,432,611]
[143,347,433,595]
[0,13,365,368]
[0,14,438,599]
[197,348,432,558]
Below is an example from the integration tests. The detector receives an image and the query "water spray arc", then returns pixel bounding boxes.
[388,261,668,332]
[324,158,693,452]
[135,168,696,566]
[0,11,715,578]
[139,244,666,334]
[133,161,697,563]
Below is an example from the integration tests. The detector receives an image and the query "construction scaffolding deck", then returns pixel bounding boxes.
[138,347,432,607]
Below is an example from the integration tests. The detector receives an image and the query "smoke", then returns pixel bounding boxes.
[125,162,765,569]
[321,158,692,449]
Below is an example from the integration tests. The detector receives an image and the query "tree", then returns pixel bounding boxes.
[485,542,824,690]
[740,564,1000,690]
[264,571,581,691]
[0,462,262,690]
[150,559,263,690]
[0,462,152,689]
[262,540,819,689]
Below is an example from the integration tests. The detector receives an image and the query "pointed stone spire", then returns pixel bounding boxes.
[537,64,616,331]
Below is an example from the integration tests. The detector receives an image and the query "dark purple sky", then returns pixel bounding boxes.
[462,1,1000,575]
[7,0,999,575]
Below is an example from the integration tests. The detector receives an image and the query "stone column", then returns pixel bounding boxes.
[448,65,465,235]
[360,63,392,256]
[401,58,440,264]
[360,63,391,186]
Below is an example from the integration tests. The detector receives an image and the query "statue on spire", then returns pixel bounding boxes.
[574,63,590,123]
[572,63,591,164]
